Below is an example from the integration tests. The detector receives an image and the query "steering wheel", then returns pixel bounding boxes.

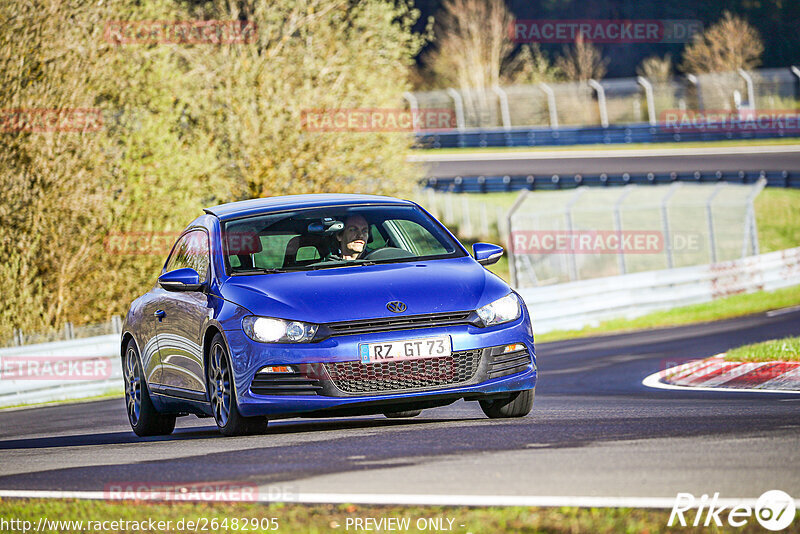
[364,247,415,260]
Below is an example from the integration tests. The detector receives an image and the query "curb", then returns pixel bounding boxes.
[643,354,800,393]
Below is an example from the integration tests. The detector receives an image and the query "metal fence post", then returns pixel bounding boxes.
[446,88,466,131]
[492,85,511,130]
[506,190,530,288]
[461,195,472,236]
[402,91,419,131]
[661,183,682,269]
[613,186,636,275]
[737,69,756,109]
[686,74,702,111]
[565,187,587,281]
[743,178,767,257]
[539,83,559,128]
[112,315,122,335]
[637,76,657,125]
[705,183,725,264]
[588,80,609,128]
[445,193,454,224]
[480,201,490,238]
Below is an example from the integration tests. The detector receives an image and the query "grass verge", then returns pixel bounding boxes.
[0,499,749,534]
[411,137,800,156]
[536,284,800,343]
[0,391,122,412]
[725,336,800,363]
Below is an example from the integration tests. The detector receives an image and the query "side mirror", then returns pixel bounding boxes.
[472,243,504,266]
[158,268,204,292]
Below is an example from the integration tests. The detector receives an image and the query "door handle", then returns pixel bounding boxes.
[154,309,166,321]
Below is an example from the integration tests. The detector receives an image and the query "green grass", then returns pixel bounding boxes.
[0,499,762,534]
[412,137,800,156]
[755,188,800,253]
[536,284,800,343]
[725,336,800,363]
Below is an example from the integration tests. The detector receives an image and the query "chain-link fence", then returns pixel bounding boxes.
[507,180,765,287]
[409,67,800,129]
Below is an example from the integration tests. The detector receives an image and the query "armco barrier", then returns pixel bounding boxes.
[0,335,121,407]
[415,122,800,149]
[518,247,800,334]
[424,170,800,193]
[1,247,798,407]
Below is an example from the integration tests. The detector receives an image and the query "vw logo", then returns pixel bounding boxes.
[386,300,407,313]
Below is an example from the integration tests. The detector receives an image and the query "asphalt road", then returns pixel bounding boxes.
[1,308,799,500]
[413,146,800,177]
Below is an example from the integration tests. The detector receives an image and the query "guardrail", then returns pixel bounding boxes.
[415,122,800,149]
[423,170,800,193]
[0,335,121,408]
[518,246,800,334]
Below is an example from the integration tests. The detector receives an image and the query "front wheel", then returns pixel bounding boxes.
[207,334,267,436]
[479,389,534,419]
[124,340,176,437]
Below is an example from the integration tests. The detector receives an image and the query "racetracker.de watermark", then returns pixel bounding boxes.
[0,356,112,381]
[301,108,456,132]
[103,481,295,502]
[0,108,103,133]
[510,230,702,254]
[510,19,702,43]
[660,109,800,134]
[104,20,258,45]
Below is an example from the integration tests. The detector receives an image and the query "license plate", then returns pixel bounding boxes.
[359,336,452,364]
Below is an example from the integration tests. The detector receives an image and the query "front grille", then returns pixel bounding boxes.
[325,311,473,337]
[250,372,322,396]
[325,349,482,394]
[488,349,531,379]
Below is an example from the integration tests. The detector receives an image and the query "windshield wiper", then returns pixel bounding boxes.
[230,267,286,275]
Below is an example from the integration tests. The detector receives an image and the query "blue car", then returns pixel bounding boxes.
[121,194,536,436]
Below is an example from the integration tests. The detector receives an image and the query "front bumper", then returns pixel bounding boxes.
[223,313,536,418]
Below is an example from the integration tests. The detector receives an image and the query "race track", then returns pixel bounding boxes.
[413,145,800,177]
[1,307,799,501]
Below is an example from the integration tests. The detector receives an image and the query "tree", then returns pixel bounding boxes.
[681,11,764,74]
[636,54,673,83]
[425,0,514,90]
[0,0,426,340]
[555,35,608,82]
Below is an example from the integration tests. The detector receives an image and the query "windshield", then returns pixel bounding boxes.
[222,204,465,275]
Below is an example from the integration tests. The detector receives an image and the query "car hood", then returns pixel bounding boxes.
[219,256,509,323]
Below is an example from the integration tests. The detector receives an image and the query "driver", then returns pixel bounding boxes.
[332,214,370,260]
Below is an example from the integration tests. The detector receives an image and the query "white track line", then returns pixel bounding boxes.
[642,368,800,394]
[3,489,795,509]
[408,144,800,162]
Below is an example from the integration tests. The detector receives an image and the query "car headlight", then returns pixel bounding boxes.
[476,293,521,327]
[242,316,319,343]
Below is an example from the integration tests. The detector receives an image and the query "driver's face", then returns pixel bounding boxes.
[337,215,369,256]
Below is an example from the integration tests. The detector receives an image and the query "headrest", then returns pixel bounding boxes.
[226,232,262,255]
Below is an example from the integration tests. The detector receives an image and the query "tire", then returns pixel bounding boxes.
[124,339,176,437]
[383,410,422,418]
[207,334,268,436]
[479,388,534,419]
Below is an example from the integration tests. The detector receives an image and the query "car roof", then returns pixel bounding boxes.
[204,194,414,221]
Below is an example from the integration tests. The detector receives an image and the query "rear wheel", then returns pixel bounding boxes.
[207,334,267,436]
[383,410,422,418]
[479,389,534,419]
[124,340,176,437]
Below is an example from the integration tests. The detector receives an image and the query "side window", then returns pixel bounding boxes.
[390,220,449,256]
[165,231,210,278]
